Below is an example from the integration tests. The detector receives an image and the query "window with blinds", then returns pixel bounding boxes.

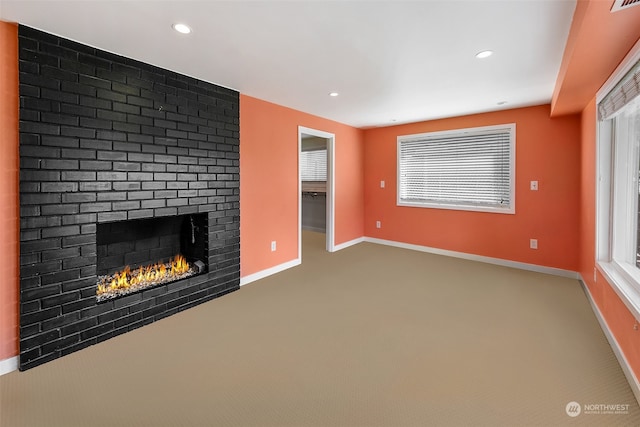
[598,58,640,121]
[595,53,640,312]
[397,124,515,213]
[300,149,327,181]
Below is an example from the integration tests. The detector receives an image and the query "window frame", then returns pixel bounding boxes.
[596,39,640,320]
[396,123,516,214]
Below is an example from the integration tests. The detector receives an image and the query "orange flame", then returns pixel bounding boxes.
[97,255,191,296]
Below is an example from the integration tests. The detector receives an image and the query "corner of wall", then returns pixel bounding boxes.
[0,21,20,361]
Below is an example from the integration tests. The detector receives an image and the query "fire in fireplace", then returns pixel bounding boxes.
[97,254,203,302]
[96,214,208,302]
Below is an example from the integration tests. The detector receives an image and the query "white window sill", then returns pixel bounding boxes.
[397,200,515,215]
[597,261,640,321]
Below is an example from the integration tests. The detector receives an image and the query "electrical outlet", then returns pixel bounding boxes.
[530,239,538,249]
[376,221,381,229]
[380,180,385,188]
[530,180,538,191]
[271,241,276,252]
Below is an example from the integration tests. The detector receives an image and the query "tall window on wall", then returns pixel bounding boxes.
[397,124,515,214]
[300,149,327,181]
[597,48,640,316]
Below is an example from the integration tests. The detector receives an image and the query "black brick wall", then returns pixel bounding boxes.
[18,26,240,370]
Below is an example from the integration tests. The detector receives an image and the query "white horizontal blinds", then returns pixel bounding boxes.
[599,58,640,121]
[399,127,512,208]
[300,149,327,181]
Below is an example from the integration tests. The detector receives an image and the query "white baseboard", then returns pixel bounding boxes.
[579,276,640,405]
[240,258,301,287]
[0,356,18,376]
[363,237,580,279]
[333,237,365,252]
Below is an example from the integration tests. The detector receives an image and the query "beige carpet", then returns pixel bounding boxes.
[1,231,638,426]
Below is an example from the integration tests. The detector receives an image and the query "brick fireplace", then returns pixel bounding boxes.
[18,26,240,370]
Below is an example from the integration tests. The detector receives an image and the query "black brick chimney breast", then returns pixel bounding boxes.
[18,26,240,370]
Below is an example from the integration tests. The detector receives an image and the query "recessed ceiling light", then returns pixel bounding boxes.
[475,50,493,59]
[329,92,339,97]
[172,23,192,34]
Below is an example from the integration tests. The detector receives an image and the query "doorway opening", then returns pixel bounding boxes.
[298,126,335,258]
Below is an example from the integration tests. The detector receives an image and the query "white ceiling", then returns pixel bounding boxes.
[0,0,577,128]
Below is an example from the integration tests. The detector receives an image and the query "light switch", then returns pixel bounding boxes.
[530,180,538,191]
[380,180,385,188]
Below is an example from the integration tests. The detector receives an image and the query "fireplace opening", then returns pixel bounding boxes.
[96,214,208,302]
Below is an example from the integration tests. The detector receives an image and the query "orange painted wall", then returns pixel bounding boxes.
[579,99,640,380]
[0,22,20,361]
[551,0,640,116]
[363,105,581,271]
[240,95,364,278]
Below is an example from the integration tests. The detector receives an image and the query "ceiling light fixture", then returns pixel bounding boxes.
[172,23,192,34]
[475,50,493,59]
[329,92,339,97]
[497,101,507,105]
